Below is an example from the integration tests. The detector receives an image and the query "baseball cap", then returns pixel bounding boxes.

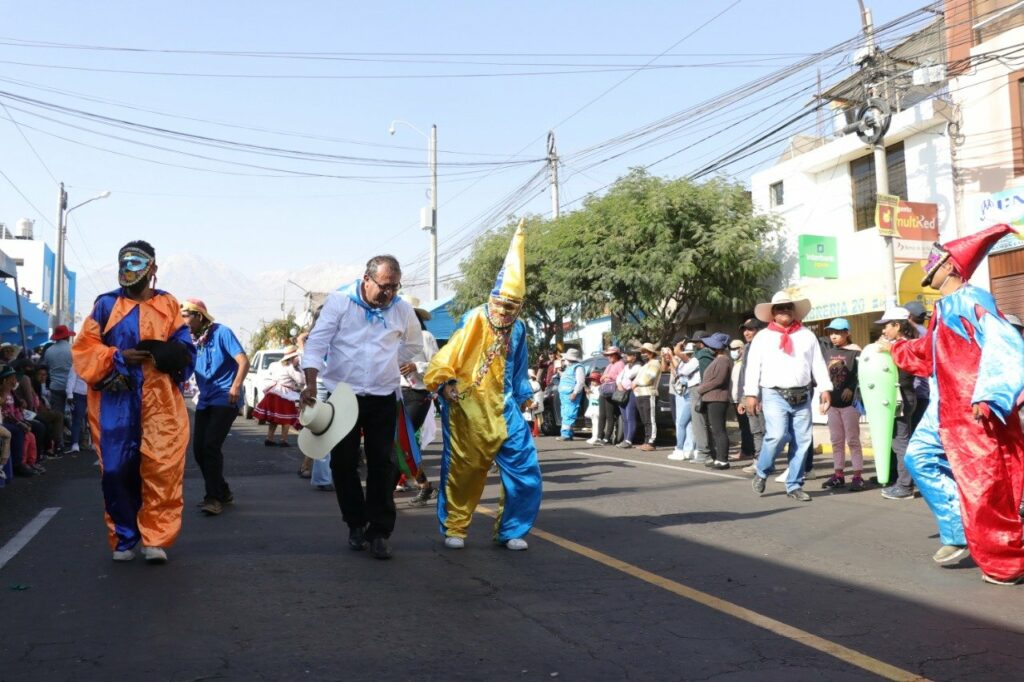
[903,301,928,321]
[739,318,765,331]
[825,318,851,331]
[875,307,911,325]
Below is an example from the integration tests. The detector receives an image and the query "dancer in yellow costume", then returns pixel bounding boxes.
[425,222,541,551]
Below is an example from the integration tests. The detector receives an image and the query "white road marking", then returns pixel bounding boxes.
[572,450,747,480]
[0,507,61,571]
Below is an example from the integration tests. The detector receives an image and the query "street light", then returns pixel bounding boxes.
[54,184,111,327]
[389,119,438,300]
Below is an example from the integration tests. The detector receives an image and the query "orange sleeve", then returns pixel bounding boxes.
[72,316,119,385]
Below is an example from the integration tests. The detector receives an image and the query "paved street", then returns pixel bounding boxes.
[2,416,1024,681]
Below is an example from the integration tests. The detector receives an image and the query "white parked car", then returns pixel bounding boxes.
[243,348,287,420]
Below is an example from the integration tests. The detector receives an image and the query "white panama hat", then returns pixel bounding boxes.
[297,383,359,460]
[754,291,812,323]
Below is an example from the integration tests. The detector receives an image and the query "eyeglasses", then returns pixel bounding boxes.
[368,273,401,293]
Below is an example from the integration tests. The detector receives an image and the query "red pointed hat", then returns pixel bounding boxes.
[922,224,1019,287]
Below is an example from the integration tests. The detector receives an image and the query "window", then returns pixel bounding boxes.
[769,181,784,208]
[1011,70,1024,177]
[850,142,908,231]
[973,0,1024,44]
[13,258,23,266]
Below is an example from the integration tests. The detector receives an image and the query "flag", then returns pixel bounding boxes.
[393,391,422,478]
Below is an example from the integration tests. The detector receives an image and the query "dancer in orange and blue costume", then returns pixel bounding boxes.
[882,224,1024,585]
[424,221,541,551]
[72,241,195,564]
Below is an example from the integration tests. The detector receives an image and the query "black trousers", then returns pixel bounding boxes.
[737,411,754,456]
[705,401,730,463]
[598,394,620,442]
[193,405,237,502]
[401,387,432,431]
[636,394,656,444]
[329,393,399,540]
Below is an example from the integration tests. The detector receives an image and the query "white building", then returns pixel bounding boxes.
[944,0,1024,319]
[0,219,77,328]
[750,17,955,344]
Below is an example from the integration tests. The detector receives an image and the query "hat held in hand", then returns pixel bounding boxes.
[298,383,359,460]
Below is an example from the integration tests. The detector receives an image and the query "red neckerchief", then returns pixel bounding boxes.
[767,320,803,355]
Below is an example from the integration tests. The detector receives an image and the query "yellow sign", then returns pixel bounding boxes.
[875,194,901,237]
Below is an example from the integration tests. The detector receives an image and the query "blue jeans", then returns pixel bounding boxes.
[756,389,813,492]
[311,380,333,486]
[70,393,88,447]
[674,393,695,452]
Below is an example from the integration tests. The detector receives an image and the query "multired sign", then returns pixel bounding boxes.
[892,201,939,262]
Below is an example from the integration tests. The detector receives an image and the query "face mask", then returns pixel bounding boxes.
[730,350,740,360]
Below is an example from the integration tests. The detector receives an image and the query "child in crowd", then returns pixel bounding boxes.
[821,318,865,491]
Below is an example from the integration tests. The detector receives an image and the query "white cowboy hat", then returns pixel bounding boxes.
[401,295,432,321]
[563,348,582,362]
[280,345,300,363]
[754,291,812,323]
[297,383,359,460]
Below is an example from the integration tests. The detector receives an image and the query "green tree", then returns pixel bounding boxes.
[249,312,298,352]
[558,169,782,346]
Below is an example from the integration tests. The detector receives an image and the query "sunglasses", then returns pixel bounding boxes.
[772,304,795,312]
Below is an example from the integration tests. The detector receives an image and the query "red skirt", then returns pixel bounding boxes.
[253,392,299,426]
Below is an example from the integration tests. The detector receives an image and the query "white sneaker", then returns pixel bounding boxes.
[505,538,528,551]
[774,468,790,483]
[112,549,135,562]
[444,536,465,549]
[586,437,599,445]
[667,449,687,461]
[70,443,80,453]
[141,546,167,564]
[742,463,758,474]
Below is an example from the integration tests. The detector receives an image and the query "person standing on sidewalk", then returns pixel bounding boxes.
[73,240,195,564]
[181,298,249,516]
[690,331,715,462]
[558,348,586,440]
[881,225,1024,585]
[616,348,642,449]
[300,255,423,560]
[596,347,625,445]
[738,319,768,474]
[633,343,663,451]
[43,325,75,450]
[744,292,832,503]
[820,318,865,492]
[668,341,699,461]
[697,332,733,469]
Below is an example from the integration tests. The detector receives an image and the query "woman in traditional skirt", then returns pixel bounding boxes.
[253,346,305,447]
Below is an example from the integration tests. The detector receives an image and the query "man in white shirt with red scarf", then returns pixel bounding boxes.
[743,292,832,502]
[300,255,423,560]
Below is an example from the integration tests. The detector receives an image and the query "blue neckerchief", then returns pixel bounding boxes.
[344,279,393,326]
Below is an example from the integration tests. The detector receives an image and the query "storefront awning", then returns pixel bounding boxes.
[786,262,939,323]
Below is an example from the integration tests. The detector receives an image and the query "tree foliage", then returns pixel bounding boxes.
[249,312,297,352]
[452,169,782,349]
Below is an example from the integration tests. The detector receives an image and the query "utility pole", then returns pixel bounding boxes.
[547,131,560,218]
[54,182,68,327]
[858,1,898,307]
[429,124,438,301]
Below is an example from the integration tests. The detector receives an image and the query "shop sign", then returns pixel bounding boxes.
[875,194,901,236]
[798,235,838,278]
[977,186,1024,255]
[893,201,939,261]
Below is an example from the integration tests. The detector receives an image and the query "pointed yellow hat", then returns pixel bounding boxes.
[490,219,526,300]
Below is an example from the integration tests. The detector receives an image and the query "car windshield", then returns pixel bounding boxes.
[261,352,284,369]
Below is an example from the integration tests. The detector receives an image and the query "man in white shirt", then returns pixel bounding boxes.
[300,255,424,560]
[743,292,832,502]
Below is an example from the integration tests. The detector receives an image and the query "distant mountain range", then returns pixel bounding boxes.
[75,253,363,346]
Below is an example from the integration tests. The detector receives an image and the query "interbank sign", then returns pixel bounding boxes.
[798,235,838,279]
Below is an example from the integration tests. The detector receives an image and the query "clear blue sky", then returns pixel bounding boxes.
[0,0,935,302]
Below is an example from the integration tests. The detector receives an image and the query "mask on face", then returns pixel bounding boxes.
[118,247,154,289]
[730,350,740,360]
[486,294,522,330]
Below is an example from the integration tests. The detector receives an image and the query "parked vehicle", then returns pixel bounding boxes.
[242,348,287,420]
[541,353,675,443]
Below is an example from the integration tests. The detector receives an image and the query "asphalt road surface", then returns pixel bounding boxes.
[2,415,1023,681]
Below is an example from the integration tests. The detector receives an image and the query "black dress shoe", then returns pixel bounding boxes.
[370,537,392,560]
[348,527,368,551]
